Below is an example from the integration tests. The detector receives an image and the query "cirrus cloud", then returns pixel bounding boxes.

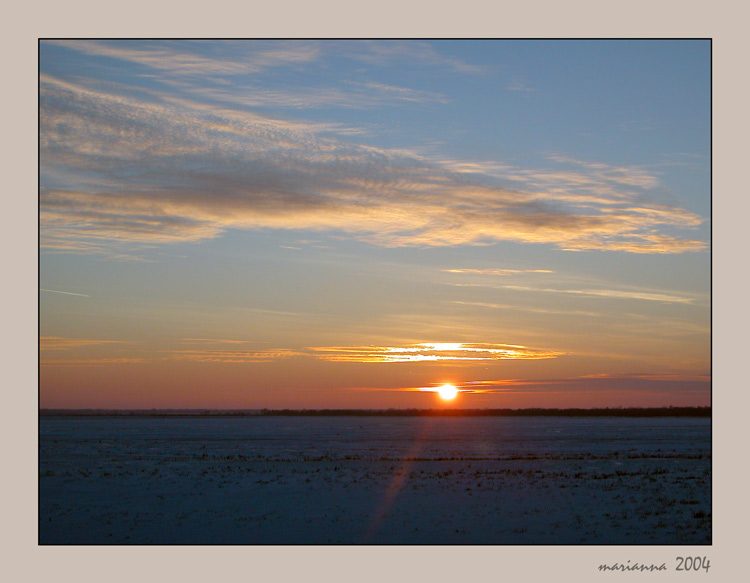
[40,75,707,257]
[39,336,129,350]
[306,342,564,363]
[160,342,563,364]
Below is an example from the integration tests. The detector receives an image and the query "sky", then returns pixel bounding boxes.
[39,39,710,409]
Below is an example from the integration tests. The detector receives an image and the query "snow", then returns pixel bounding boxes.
[39,416,711,544]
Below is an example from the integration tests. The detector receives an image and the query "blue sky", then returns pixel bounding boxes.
[39,40,710,409]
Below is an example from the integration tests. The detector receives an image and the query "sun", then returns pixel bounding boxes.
[437,383,459,401]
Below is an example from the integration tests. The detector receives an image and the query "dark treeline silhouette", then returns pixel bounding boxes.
[258,407,710,417]
[40,406,711,418]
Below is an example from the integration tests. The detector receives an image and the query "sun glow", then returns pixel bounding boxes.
[437,383,459,400]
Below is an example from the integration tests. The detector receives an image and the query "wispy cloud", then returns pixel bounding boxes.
[442,155,664,194]
[160,341,563,364]
[40,358,144,366]
[346,81,450,104]
[579,372,711,382]
[307,343,563,363]
[44,40,464,113]
[159,79,449,111]
[40,75,707,257]
[48,40,486,79]
[166,349,304,363]
[337,40,486,74]
[449,301,601,318]
[459,372,711,393]
[360,372,710,396]
[180,338,273,345]
[499,285,696,304]
[506,77,534,92]
[39,337,127,350]
[448,274,699,304]
[443,268,554,276]
[40,288,90,297]
[46,40,321,77]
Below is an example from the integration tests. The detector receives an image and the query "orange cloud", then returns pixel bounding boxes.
[39,337,128,350]
[307,342,563,363]
[461,373,711,393]
[40,358,145,366]
[165,349,305,363]
[579,372,711,382]
[159,342,563,364]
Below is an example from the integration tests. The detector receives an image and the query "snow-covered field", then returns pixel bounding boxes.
[39,416,710,544]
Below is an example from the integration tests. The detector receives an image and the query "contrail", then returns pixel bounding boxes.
[40,289,90,298]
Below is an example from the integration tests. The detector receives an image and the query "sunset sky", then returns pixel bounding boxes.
[39,39,710,409]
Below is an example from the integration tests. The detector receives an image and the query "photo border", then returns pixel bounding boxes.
[14,2,743,580]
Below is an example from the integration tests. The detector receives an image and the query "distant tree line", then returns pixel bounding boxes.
[40,407,710,417]
[257,407,711,417]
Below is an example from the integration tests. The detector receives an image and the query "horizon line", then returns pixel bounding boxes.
[39,406,711,418]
